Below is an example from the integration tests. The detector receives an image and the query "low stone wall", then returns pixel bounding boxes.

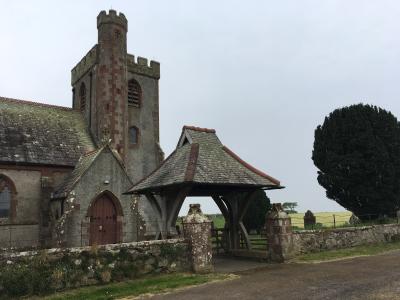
[0,239,190,297]
[292,224,400,255]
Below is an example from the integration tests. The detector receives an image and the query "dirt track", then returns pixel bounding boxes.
[146,250,400,300]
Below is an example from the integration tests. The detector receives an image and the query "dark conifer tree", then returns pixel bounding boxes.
[242,190,271,232]
[312,104,400,219]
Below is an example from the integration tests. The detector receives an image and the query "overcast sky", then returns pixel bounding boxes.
[1,1,400,214]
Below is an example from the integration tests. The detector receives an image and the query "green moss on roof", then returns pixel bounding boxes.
[0,97,95,166]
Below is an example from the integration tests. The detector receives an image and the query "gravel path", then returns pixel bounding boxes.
[145,250,400,300]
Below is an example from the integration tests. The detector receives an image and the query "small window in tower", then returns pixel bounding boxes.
[129,126,139,145]
[128,79,141,107]
[79,82,86,111]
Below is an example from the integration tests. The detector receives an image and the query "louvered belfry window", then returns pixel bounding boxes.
[128,79,141,107]
[80,82,86,111]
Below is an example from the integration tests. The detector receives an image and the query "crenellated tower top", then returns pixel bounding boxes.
[97,10,128,31]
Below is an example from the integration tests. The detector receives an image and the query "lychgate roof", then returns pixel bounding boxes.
[127,126,282,194]
[0,97,95,167]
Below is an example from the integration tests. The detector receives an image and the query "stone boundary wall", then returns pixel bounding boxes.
[292,224,400,255]
[0,239,190,297]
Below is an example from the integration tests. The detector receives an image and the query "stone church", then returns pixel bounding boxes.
[0,10,164,248]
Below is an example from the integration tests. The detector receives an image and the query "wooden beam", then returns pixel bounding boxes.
[212,196,229,221]
[144,193,164,240]
[212,195,231,251]
[239,221,252,250]
[165,186,191,236]
[237,190,258,249]
[222,195,240,250]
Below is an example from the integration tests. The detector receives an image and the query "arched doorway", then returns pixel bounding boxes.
[88,192,122,245]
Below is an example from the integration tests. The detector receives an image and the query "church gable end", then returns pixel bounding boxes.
[54,146,137,247]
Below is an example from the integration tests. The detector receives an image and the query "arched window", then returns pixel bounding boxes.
[129,126,139,145]
[0,175,15,219]
[79,82,86,111]
[128,79,141,107]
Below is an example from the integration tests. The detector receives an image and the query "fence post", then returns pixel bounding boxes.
[333,214,336,229]
[9,226,12,248]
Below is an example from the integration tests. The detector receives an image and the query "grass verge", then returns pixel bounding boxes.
[30,273,229,300]
[294,241,400,262]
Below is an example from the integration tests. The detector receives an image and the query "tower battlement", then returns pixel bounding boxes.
[97,10,127,31]
[127,54,160,79]
[71,45,98,84]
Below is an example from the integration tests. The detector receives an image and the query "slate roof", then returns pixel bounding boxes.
[0,97,95,167]
[127,126,282,194]
[52,144,129,199]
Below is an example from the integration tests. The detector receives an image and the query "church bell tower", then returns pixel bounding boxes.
[95,10,129,159]
[71,9,163,182]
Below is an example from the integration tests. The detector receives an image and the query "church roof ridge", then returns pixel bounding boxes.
[183,125,216,133]
[0,96,74,112]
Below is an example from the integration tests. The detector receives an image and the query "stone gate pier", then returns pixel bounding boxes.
[182,204,213,273]
[266,203,294,262]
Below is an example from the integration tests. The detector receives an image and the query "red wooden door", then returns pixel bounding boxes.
[89,195,118,245]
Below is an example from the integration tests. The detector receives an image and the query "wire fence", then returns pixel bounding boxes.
[290,212,400,230]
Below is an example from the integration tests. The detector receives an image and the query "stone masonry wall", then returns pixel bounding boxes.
[126,67,162,235]
[0,239,190,297]
[0,224,39,248]
[292,224,400,255]
[0,167,70,248]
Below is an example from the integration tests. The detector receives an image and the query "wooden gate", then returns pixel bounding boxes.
[89,194,118,245]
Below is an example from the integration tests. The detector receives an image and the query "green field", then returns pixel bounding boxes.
[289,211,352,229]
[207,214,226,228]
[204,211,352,229]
